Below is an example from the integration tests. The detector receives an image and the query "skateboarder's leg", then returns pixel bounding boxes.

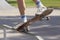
[33,0,45,7]
[17,0,29,32]
[17,0,27,23]
[33,0,47,14]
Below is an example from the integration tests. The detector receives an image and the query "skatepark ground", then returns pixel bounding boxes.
[0,8,60,40]
[0,0,60,40]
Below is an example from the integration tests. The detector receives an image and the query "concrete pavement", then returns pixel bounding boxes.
[0,8,60,40]
[0,0,60,40]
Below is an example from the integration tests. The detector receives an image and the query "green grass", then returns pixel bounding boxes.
[7,0,35,7]
[41,0,60,8]
[7,0,60,8]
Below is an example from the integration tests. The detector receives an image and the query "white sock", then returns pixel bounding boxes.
[21,15,27,23]
[36,0,45,8]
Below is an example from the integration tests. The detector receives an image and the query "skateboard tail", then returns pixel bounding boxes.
[16,22,29,31]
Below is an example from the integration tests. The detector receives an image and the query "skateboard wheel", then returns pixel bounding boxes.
[17,26,29,33]
[46,17,50,20]
[22,26,29,32]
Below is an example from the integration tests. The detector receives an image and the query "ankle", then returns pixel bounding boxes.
[36,1,40,8]
[21,15,27,22]
[21,15,26,19]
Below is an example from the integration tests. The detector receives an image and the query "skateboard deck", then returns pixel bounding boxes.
[16,8,53,31]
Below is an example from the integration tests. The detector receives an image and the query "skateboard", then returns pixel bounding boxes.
[16,8,53,32]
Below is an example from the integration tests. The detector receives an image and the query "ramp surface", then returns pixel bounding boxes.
[0,0,15,9]
[0,0,20,16]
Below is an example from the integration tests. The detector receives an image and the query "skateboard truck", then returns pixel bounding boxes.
[45,16,50,20]
[35,14,50,20]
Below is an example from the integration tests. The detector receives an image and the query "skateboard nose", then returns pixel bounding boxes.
[43,8,53,16]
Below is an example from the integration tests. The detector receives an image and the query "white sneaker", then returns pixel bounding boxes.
[23,16,27,23]
[36,6,47,14]
[21,16,27,23]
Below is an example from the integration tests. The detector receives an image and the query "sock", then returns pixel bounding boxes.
[36,0,41,8]
[36,0,46,8]
[21,15,27,23]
